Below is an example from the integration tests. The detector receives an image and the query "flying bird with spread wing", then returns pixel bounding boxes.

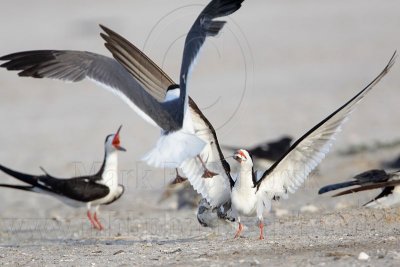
[0,0,245,174]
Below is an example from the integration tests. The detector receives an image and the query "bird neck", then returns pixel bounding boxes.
[100,150,119,189]
[236,163,254,189]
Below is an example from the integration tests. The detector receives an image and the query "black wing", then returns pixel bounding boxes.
[179,0,244,96]
[318,169,390,194]
[0,164,109,202]
[37,175,110,202]
[331,179,400,197]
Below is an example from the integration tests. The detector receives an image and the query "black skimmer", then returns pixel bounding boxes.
[184,54,396,233]
[0,0,244,170]
[90,13,396,231]
[0,126,126,230]
[319,169,400,208]
[228,53,395,239]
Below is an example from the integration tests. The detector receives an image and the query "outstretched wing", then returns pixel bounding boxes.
[0,50,166,127]
[102,0,244,128]
[179,98,234,207]
[179,0,244,93]
[96,27,175,101]
[255,52,396,200]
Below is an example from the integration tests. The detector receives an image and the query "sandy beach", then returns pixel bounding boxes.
[0,0,400,266]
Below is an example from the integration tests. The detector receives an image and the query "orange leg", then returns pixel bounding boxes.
[87,211,101,230]
[93,212,104,231]
[172,169,188,184]
[234,223,244,239]
[197,156,218,178]
[259,221,264,240]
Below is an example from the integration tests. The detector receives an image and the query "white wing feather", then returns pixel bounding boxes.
[180,104,231,207]
[256,54,396,202]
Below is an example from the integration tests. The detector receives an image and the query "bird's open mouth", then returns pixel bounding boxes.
[233,150,247,163]
[233,154,241,162]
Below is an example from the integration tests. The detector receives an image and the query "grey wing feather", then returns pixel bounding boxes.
[97,28,175,102]
[99,27,183,131]
[0,50,181,130]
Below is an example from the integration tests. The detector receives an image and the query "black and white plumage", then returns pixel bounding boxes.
[0,0,244,169]
[90,9,396,231]
[0,126,126,230]
[81,32,395,232]
[319,169,400,208]
[228,53,395,239]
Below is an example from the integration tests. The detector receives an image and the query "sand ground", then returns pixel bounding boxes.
[0,0,400,266]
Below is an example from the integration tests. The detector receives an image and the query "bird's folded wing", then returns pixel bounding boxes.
[39,176,110,202]
[332,179,400,197]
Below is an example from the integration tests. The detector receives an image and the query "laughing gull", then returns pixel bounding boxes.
[0,0,244,169]
[319,169,400,208]
[0,126,126,230]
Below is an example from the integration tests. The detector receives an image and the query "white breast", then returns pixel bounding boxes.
[231,169,258,216]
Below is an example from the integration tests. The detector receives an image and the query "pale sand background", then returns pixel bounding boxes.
[0,0,400,266]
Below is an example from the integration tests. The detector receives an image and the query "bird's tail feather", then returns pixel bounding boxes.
[0,164,39,186]
[0,183,34,192]
[142,131,206,168]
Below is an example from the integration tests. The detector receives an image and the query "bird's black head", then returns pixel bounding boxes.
[167,84,180,91]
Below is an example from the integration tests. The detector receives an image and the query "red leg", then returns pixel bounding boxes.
[172,169,188,184]
[87,210,101,230]
[234,223,244,239]
[259,221,264,240]
[197,156,218,178]
[93,212,104,231]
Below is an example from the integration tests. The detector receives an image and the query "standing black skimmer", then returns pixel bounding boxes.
[0,126,126,230]
[0,0,244,171]
[228,53,395,239]
[319,169,400,208]
[184,53,396,232]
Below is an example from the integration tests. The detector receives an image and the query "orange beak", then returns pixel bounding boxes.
[112,125,126,152]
